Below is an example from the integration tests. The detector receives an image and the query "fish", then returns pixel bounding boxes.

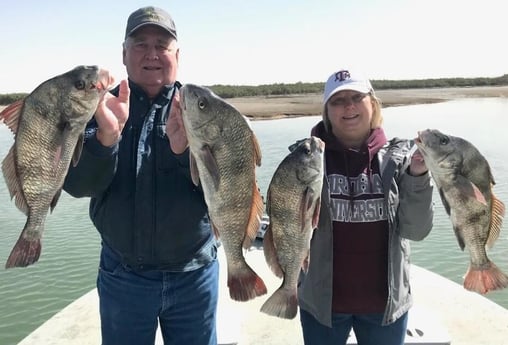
[0,65,113,269]
[261,136,324,319]
[179,83,267,301]
[415,129,507,294]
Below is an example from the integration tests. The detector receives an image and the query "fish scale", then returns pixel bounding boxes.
[0,65,113,269]
[261,136,324,319]
[416,128,508,294]
[180,83,266,302]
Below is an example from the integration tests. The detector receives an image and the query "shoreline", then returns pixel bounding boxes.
[229,85,508,120]
[2,86,508,120]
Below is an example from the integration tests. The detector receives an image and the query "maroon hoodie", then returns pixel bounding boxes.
[312,122,390,313]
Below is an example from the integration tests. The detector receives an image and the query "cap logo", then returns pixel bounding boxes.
[144,9,162,21]
[334,70,351,82]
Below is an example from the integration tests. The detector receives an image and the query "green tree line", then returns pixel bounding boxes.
[2,74,508,105]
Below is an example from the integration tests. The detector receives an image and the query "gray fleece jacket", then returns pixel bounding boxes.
[297,133,434,327]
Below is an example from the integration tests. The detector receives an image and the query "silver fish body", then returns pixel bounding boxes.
[1,65,113,268]
[180,83,266,301]
[416,129,507,294]
[261,136,324,319]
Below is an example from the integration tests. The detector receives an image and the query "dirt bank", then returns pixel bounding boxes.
[230,85,508,120]
[2,86,507,121]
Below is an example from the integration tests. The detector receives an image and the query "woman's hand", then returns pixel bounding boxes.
[409,149,428,176]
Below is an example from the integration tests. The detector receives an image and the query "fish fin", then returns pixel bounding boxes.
[1,146,29,215]
[453,225,466,251]
[189,152,201,186]
[265,185,272,215]
[260,286,298,319]
[438,189,451,216]
[252,133,262,167]
[302,249,310,273]
[71,133,85,167]
[5,226,42,268]
[463,260,508,294]
[200,145,220,190]
[227,262,267,301]
[486,192,505,249]
[0,99,24,135]
[53,145,63,171]
[311,197,321,229]
[263,225,284,278]
[299,187,315,233]
[470,182,488,206]
[211,222,220,240]
[50,189,63,213]
[242,182,264,249]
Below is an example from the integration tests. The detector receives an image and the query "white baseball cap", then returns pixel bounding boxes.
[323,69,373,104]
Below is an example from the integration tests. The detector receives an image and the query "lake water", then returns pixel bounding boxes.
[1,97,508,345]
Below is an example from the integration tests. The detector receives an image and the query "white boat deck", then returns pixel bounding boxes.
[17,244,508,345]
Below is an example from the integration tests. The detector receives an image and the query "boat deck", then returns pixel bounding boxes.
[17,244,508,345]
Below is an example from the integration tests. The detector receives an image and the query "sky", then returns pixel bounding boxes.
[0,0,507,94]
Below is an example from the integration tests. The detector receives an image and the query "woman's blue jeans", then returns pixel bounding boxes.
[97,244,219,345]
[300,308,408,345]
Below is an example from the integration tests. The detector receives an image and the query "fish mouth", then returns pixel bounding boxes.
[415,131,424,145]
[93,70,115,92]
[318,140,325,152]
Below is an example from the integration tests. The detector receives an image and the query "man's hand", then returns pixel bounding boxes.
[95,79,130,147]
[166,92,188,154]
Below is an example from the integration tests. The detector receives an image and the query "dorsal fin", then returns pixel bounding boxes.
[252,133,262,167]
[0,99,25,135]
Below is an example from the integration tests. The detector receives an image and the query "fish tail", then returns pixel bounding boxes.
[5,234,41,269]
[463,261,508,294]
[260,286,298,319]
[228,264,267,302]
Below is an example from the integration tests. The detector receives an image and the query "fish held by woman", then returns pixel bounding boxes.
[0,65,114,269]
[261,137,324,319]
[415,129,507,294]
[179,83,266,301]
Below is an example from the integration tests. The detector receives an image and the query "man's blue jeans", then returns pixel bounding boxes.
[97,244,219,345]
[300,308,408,345]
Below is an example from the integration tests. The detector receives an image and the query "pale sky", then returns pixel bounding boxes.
[0,0,506,94]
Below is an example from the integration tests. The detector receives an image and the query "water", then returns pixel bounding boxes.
[1,98,508,344]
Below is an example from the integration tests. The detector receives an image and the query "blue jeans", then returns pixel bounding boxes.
[97,244,219,345]
[300,309,408,345]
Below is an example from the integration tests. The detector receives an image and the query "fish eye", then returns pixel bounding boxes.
[439,136,449,145]
[75,80,86,90]
[198,97,207,110]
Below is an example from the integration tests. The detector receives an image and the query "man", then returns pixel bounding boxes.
[64,6,218,345]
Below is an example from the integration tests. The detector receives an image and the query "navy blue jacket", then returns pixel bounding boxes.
[64,80,216,271]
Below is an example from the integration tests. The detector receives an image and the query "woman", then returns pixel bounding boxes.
[297,68,434,345]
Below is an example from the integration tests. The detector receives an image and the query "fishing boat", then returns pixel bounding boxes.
[16,235,508,345]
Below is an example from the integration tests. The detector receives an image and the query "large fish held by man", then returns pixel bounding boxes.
[179,83,266,301]
[261,137,324,319]
[415,129,507,294]
[0,65,113,269]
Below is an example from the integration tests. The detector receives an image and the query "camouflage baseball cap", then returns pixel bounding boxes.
[125,6,177,39]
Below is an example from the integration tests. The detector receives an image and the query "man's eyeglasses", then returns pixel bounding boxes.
[329,93,369,107]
